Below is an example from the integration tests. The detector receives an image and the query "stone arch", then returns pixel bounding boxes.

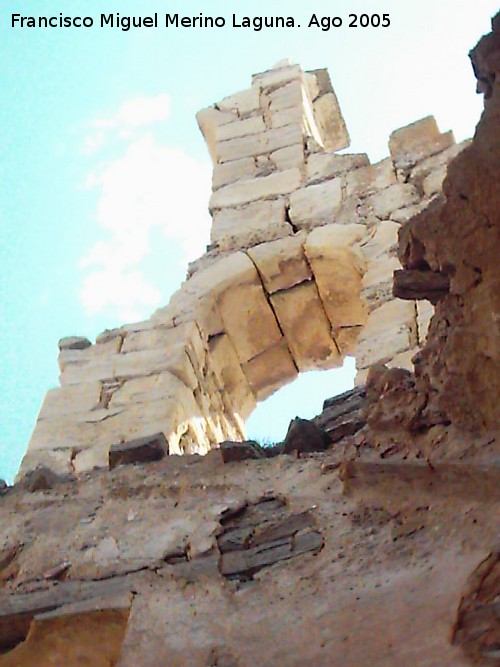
[19,60,463,477]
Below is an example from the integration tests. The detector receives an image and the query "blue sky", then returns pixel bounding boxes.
[0,1,496,482]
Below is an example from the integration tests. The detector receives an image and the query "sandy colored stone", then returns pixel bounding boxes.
[216,125,303,164]
[356,300,417,369]
[269,80,303,111]
[36,382,102,420]
[305,225,367,329]
[209,168,302,209]
[217,87,260,115]
[242,338,298,401]
[306,152,369,184]
[389,116,455,172]
[196,106,237,162]
[270,144,304,170]
[211,200,291,252]
[362,183,420,219]
[247,233,311,294]
[270,106,305,129]
[344,158,397,197]
[288,178,343,228]
[270,282,341,372]
[416,300,434,344]
[208,334,256,419]
[312,92,350,151]
[217,282,282,364]
[212,157,256,190]
[361,256,401,309]
[358,220,399,262]
[252,64,302,91]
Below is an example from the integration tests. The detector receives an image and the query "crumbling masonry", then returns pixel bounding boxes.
[20,60,466,477]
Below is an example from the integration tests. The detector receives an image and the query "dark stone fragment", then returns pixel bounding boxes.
[58,336,92,351]
[393,268,450,303]
[315,386,366,443]
[219,440,265,463]
[108,432,167,470]
[283,418,329,455]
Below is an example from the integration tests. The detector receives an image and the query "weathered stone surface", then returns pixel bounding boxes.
[270,282,341,371]
[344,158,397,197]
[247,233,311,293]
[211,199,291,251]
[356,300,417,369]
[58,336,91,351]
[241,339,297,401]
[216,115,266,142]
[217,87,260,115]
[219,440,265,463]
[209,168,302,209]
[288,178,343,228]
[108,433,168,470]
[389,116,455,173]
[216,125,303,163]
[283,418,329,454]
[271,143,304,170]
[19,467,67,492]
[252,64,302,91]
[312,91,350,151]
[212,157,256,190]
[306,152,369,184]
[305,225,367,333]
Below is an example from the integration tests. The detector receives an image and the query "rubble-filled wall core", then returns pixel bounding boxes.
[19,60,466,478]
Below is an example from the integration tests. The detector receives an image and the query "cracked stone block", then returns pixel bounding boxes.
[108,433,168,470]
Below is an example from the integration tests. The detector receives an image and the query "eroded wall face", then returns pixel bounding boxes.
[20,61,465,477]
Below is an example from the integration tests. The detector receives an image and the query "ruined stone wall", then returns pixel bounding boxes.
[19,61,465,478]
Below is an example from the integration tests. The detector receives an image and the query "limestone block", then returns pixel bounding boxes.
[306,153,369,184]
[197,107,238,163]
[358,220,399,262]
[312,92,350,152]
[121,322,205,375]
[216,125,303,163]
[209,168,302,210]
[252,64,302,91]
[271,144,304,171]
[218,87,261,115]
[218,281,282,364]
[417,300,434,344]
[73,446,109,474]
[211,199,291,251]
[270,282,341,372]
[387,348,419,372]
[208,334,256,419]
[216,115,266,142]
[303,71,320,101]
[288,178,342,228]
[408,142,468,189]
[390,200,432,224]
[269,80,303,111]
[59,337,122,373]
[356,300,417,369]
[344,158,397,197]
[423,166,447,197]
[27,417,97,451]
[212,157,256,190]
[270,106,305,129]
[389,116,455,172]
[305,225,367,329]
[361,256,401,309]
[15,448,74,479]
[247,232,311,294]
[242,338,297,401]
[362,183,420,219]
[36,382,102,420]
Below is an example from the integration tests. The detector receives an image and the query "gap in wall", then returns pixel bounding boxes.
[246,357,356,445]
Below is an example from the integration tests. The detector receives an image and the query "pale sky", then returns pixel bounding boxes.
[0,1,496,481]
